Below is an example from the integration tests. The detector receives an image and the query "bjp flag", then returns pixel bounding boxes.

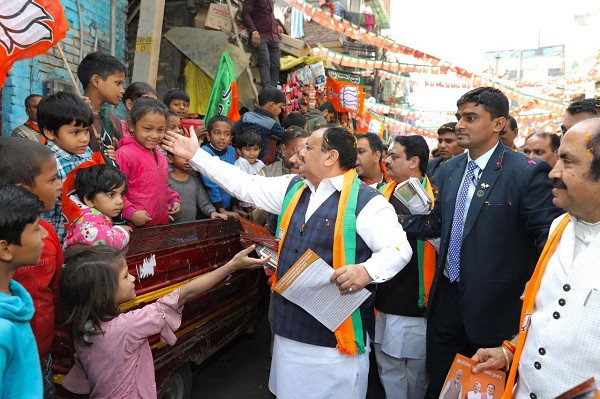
[356,109,385,137]
[204,51,240,123]
[0,0,69,88]
[326,76,365,116]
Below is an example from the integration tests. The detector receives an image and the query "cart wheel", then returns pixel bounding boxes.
[158,364,193,399]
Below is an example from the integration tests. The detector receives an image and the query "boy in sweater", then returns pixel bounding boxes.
[0,185,47,398]
[0,137,63,398]
[232,87,285,160]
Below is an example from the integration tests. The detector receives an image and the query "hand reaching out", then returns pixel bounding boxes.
[162,128,200,161]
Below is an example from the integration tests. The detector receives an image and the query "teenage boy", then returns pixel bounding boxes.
[77,51,126,163]
[11,94,44,143]
[0,185,48,398]
[0,137,63,399]
[38,92,94,241]
[232,87,286,160]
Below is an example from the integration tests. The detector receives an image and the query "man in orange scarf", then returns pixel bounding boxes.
[471,117,600,398]
[163,125,412,399]
[375,135,434,399]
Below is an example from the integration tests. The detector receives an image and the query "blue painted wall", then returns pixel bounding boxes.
[2,0,129,136]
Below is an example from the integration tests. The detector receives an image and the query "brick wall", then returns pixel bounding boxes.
[1,0,128,136]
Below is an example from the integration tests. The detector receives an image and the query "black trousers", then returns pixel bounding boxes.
[424,277,480,399]
[256,38,281,88]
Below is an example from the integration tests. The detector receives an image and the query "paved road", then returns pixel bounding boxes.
[191,313,385,398]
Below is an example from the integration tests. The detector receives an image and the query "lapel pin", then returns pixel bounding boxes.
[476,190,484,197]
[481,183,489,189]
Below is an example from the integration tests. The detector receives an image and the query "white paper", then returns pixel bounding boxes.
[275,253,371,332]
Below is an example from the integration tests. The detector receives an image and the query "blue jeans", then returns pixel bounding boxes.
[256,38,281,88]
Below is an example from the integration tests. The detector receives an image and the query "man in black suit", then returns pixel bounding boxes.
[399,87,562,398]
[427,122,464,186]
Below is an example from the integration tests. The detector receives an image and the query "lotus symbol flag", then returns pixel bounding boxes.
[335,85,360,111]
[325,76,365,115]
[0,0,68,88]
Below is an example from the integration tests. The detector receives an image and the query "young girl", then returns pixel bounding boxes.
[116,97,180,227]
[200,116,239,219]
[59,244,268,398]
[64,164,131,250]
[121,82,158,138]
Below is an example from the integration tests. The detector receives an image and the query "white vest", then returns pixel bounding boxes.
[516,216,600,399]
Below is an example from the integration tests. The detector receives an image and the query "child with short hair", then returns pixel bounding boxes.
[77,52,126,158]
[0,185,47,398]
[121,82,158,138]
[163,88,197,139]
[167,111,183,135]
[64,165,131,249]
[201,116,239,219]
[167,152,227,222]
[116,97,181,227]
[59,244,268,398]
[163,88,190,119]
[233,87,286,160]
[0,137,63,399]
[234,129,265,175]
[39,91,94,241]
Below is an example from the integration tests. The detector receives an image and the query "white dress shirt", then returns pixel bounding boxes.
[190,147,412,283]
[444,143,498,278]
[515,214,600,399]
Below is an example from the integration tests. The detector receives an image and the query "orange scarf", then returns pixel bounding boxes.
[502,214,570,398]
[379,176,436,307]
[273,169,367,355]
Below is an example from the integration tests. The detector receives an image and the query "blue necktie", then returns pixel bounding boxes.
[448,160,478,282]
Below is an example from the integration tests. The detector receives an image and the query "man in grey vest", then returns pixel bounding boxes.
[163,125,412,399]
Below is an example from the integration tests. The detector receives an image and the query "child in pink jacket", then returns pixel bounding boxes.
[59,244,269,398]
[116,98,180,227]
[64,164,130,249]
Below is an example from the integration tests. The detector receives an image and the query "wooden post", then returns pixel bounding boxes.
[224,0,259,103]
[131,0,166,87]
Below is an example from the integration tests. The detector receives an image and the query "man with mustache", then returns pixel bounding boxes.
[472,117,600,398]
[399,87,562,398]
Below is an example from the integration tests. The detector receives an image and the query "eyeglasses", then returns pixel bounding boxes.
[304,141,326,152]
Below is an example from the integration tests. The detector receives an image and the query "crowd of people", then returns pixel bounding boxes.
[1,46,600,399]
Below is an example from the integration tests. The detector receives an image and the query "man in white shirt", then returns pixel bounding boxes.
[471,117,600,398]
[163,125,412,399]
[464,382,482,399]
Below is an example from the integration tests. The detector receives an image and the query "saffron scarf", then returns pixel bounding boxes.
[25,120,46,144]
[379,176,436,308]
[274,169,367,355]
[502,214,570,398]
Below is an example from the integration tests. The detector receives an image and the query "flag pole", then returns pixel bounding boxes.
[224,0,259,102]
[56,42,103,143]
[56,42,83,97]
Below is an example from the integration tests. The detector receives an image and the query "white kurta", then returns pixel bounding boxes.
[188,147,413,398]
[515,215,600,399]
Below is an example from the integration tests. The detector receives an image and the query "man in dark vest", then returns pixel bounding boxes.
[162,125,412,399]
[375,135,433,399]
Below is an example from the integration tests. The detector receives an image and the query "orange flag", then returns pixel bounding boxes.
[326,76,365,116]
[0,0,69,88]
